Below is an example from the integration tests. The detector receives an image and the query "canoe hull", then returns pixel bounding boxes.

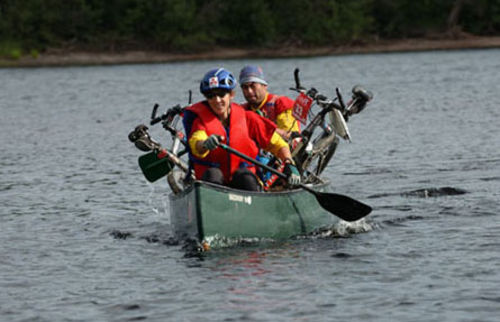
[169,181,336,245]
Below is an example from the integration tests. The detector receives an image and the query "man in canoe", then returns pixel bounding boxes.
[183,67,300,191]
[239,65,300,140]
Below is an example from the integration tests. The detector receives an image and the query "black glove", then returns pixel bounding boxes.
[203,135,222,150]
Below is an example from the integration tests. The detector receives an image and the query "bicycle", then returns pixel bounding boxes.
[128,96,193,193]
[288,68,373,183]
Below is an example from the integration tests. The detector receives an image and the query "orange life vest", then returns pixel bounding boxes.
[242,93,295,123]
[185,101,260,183]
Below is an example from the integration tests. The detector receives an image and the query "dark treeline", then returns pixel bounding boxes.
[1,0,499,57]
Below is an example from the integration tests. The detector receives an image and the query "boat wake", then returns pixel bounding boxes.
[109,229,206,257]
[203,235,275,250]
[109,218,374,256]
[307,218,374,239]
[199,218,374,250]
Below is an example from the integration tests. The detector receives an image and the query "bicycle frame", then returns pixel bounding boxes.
[288,68,372,181]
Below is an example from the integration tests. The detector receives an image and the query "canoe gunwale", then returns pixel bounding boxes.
[170,180,331,198]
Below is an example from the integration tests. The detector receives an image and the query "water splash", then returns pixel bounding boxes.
[202,234,273,250]
[308,218,373,238]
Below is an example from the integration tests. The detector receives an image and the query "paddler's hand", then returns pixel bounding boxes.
[203,135,223,151]
[284,159,301,186]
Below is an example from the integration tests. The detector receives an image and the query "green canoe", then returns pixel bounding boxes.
[169,180,337,248]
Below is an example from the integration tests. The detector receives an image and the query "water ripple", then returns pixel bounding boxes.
[2,49,500,322]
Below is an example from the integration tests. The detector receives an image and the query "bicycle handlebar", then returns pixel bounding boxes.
[150,90,192,126]
[289,68,373,118]
[150,103,183,126]
[289,68,344,113]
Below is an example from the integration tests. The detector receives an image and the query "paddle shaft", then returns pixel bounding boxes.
[219,143,317,193]
[218,143,372,221]
[218,143,287,179]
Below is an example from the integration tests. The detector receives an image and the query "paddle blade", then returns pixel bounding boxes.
[314,192,372,222]
[138,152,174,182]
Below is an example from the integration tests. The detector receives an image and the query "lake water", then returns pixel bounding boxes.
[1,49,500,321]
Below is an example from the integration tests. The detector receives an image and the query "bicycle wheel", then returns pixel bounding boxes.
[315,136,339,175]
[299,131,337,176]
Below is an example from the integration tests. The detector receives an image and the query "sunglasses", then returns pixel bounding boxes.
[205,90,230,99]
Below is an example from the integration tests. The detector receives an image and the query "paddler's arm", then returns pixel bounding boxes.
[274,96,300,140]
[189,130,210,158]
[265,131,301,185]
[276,109,300,140]
[246,110,295,163]
[264,132,294,164]
[189,130,224,157]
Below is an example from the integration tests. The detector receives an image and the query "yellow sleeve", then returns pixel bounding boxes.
[189,130,210,158]
[276,109,300,133]
[265,132,289,156]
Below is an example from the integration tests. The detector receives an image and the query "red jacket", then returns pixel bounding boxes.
[242,93,295,123]
[186,101,276,183]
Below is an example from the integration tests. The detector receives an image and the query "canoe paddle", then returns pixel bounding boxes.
[218,143,372,222]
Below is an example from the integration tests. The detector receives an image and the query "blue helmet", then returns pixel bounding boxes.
[200,68,237,94]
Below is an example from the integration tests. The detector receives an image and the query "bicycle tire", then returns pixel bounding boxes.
[299,132,337,176]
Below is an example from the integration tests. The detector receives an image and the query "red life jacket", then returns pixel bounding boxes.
[185,101,260,183]
[242,93,294,123]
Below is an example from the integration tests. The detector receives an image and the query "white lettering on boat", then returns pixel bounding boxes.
[228,194,252,205]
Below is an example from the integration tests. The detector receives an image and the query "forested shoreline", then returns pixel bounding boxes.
[1,0,500,62]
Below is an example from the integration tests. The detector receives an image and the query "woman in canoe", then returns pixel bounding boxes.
[183,67,300,191]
